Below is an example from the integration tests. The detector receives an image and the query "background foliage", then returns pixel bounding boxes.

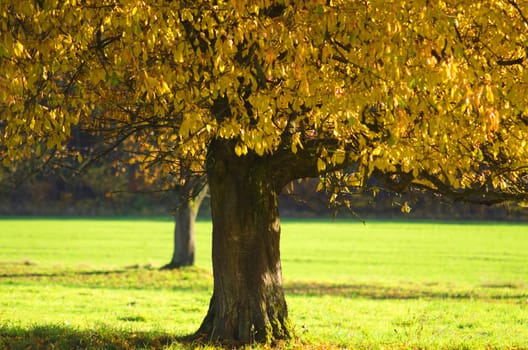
[1,169,527,220]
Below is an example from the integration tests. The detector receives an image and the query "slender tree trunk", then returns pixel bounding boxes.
[162,182,207,269]
[195,141,292,345]
[167,199,198,268]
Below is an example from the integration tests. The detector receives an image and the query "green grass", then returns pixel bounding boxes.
[1,218,528,349]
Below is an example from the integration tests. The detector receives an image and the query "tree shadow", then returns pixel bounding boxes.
[0,268,131,279]
[0,263,212,291]
[0,324,186,350]
[0,261,151,279]
[1,324,302,350]
[284,281,528,301]
[0,325,284,350]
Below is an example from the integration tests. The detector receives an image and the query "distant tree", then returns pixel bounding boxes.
[86,137,210,268]
[161,161,208,269]
[2,0,528,344]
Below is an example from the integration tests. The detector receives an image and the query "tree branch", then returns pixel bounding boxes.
[497,57,524,66]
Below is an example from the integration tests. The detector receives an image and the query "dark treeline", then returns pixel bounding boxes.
[1,168,526,221]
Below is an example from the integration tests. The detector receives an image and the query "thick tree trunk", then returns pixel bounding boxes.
[195,141,292,344]
[162,182,207,269]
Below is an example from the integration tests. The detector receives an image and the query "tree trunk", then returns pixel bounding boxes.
[195,141,292,345]
[162,182,207,269]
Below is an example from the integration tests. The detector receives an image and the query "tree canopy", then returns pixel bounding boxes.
[2,0,528,344]
[2,0,528,201]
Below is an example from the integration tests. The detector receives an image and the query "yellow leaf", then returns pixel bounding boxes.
[234,143,248,156]
[160,80,171,95]
[333,150,345,165]
[174,43,184,63]
[13,41,24,57]
[317,158,326,172]
[291,133,303,154]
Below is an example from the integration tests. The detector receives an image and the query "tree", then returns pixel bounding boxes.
[115,136,210,269]
[2,0,528,344]
[162,164,208,269]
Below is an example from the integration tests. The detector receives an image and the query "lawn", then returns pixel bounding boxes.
[0,218,527,349]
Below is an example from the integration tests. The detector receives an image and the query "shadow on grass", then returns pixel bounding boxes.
[0,325,283,350]
[0,263,212,291]
[285,281,528,301]
[0,262,158,279]
[0,269,130,279]
[0,324,199,350]
[3,261,525,301]
[0,325,304,350]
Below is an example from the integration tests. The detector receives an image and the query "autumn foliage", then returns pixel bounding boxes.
[1,0,528,201]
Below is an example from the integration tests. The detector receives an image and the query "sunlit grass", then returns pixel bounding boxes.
[1,218,527,349]
[282,220,528,284]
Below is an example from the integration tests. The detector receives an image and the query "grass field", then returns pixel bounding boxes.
[1,218,527,349]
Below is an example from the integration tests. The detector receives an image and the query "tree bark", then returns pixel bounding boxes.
[162,181,208,269]
[195,141,292,344]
